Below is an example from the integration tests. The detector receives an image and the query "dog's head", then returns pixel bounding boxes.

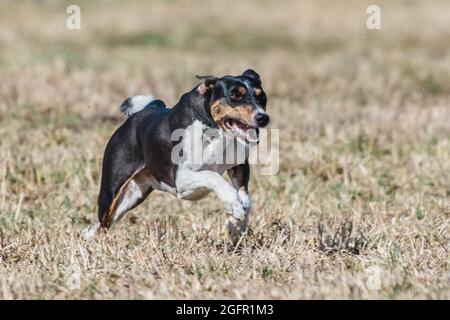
[196,69,269,143]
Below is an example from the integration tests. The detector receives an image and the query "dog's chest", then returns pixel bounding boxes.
[179,120,248,174]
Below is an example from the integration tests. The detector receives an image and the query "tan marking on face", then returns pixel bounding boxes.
[197,81,215,95]
[238,86,247,95]
[254,88,262,96]
[211,100,254,129]
[197,83,208,95]
[234,105,254,124]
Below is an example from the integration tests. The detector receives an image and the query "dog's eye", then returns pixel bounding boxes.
[230,86,246,101]
[230,93,241,100]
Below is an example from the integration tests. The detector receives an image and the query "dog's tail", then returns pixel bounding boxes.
[120,95,156,118]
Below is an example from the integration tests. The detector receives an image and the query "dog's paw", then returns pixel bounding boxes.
[226,200,247,221]
[227,216,249,245]
[238,188,251,213]
[224,189,250,221]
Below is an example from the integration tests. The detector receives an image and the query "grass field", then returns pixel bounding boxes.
[0,0,449,299]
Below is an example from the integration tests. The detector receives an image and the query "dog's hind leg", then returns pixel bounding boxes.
[85,166,153,240]
[100,165,153,228]
[84,119,153,240]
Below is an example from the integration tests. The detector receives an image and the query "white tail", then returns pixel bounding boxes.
[120,95,155,118]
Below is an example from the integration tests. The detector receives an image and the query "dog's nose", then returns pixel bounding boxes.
[254,112,270,127]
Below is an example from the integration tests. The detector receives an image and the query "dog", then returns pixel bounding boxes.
[84,69,269,243]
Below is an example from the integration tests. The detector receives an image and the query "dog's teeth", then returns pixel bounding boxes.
[232,123,244,134]
[225,119,258,143]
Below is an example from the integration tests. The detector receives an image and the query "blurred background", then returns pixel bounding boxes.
[1,0,450,109]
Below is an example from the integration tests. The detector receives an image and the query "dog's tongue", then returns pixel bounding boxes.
[229,122,258,143]
[244,128,259,143]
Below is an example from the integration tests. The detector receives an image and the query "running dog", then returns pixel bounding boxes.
[84,69,270,243]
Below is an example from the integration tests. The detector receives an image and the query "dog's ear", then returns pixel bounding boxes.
[196,75,218,95]
[242,69,260,81]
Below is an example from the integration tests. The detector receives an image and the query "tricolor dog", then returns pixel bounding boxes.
[84,69,270,243]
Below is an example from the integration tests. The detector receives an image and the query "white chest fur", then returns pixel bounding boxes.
[179,120,248,173]
[172,120,249,200]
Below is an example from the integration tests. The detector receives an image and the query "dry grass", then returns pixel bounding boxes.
[0,0,449,299]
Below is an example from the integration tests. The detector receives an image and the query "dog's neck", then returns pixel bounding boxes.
[171,87,218,129]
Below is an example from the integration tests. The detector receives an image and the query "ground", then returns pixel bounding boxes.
[0,0,449,299]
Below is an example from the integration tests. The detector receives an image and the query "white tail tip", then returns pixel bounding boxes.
[120,95,155,118]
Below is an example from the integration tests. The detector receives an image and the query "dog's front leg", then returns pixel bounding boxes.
[176,169,247,223]
[226,161,251,244]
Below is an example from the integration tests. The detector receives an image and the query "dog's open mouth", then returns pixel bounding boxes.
[223,118,259,143]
